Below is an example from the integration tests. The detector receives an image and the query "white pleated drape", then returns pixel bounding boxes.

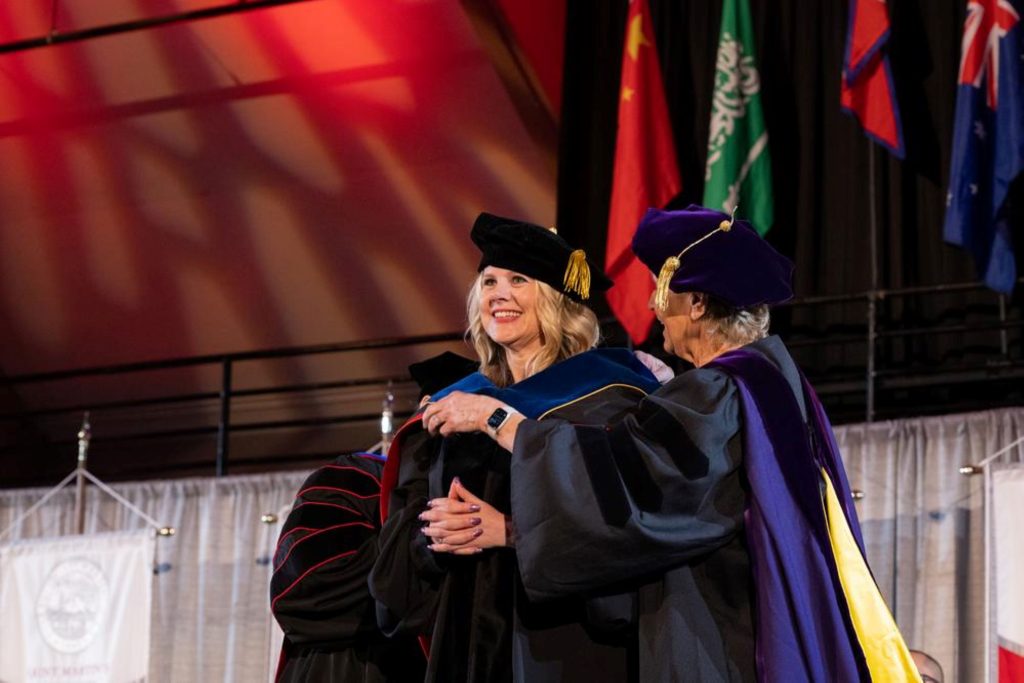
[1,406,1022,682]
[835,406,1024,683]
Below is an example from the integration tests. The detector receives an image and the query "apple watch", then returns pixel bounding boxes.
[486,405,518,437]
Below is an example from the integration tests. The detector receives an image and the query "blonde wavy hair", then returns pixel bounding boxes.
[465,273,600,387]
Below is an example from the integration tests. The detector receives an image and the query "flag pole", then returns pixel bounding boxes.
[74,412,90,535]
[999,293,1009,359]
[984,463,994,683]
[958,434,1024,473]
[0,415,176,542]
[865,142,878,424]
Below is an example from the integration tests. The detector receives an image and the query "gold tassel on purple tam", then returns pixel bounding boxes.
[654,255,680,312]
[653,207,736,312]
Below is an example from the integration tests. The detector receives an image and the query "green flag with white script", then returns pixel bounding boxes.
[703,0,773,236]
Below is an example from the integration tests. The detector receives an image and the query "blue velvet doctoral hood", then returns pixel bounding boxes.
[380,348,660,521]
[428,348,660,418]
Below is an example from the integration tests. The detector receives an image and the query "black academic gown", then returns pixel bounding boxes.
[271,453,426,683]
[370,352,659,683]
[511,337,812,682]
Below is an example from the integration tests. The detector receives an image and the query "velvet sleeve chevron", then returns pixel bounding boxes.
[270,453,385,646]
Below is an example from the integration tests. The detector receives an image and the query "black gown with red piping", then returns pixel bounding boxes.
[271,452,426,682]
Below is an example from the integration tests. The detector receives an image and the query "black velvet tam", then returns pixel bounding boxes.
[471,212,612,303]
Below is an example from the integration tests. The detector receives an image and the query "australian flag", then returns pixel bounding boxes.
[944,0,1023,294]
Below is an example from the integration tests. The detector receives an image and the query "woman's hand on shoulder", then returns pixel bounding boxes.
[422,392,503,436]
[633,350,675,384]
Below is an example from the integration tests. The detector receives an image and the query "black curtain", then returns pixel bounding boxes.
[556,0,1023,422]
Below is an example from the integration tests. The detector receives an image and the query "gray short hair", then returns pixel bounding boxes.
[702,295,771,346]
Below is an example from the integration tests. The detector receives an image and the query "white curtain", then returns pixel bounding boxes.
[835,406,1024,683]
[0,471,309,683]
[1,406,1022,682]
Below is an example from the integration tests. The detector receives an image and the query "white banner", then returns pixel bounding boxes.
[0,531,154,683]
[991,464,1024,683]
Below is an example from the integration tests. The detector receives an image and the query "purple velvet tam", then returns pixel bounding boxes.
[631,205,795,308]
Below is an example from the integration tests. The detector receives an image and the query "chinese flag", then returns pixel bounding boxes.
[606,0,682,344]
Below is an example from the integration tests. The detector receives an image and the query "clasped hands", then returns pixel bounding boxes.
[418,477,508,555]
[418,392,517,554]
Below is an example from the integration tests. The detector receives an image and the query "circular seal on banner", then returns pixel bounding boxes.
[34,557,109,653]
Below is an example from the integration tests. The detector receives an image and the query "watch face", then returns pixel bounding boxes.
[487,407,509,430]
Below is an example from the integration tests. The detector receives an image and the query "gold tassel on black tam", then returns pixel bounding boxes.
[563,249,591,300]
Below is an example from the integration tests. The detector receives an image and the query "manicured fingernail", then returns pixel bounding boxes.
[425,501,434,508]
[474,547,483,554]
[469,504,481,512]
[470,517,482,526]
[473,528,484,537]
[453,476,462,486]
[417,512,426,520]
[419,527,428,535]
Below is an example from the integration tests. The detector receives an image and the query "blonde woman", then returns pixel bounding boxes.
[369,213,660,683]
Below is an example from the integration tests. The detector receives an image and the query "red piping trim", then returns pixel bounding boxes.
[288,500,364,518]
[271,550,358,610]
[297,485,380,500]
[273,525,318,554]
[273,521,374,572]
[380,414,425,522]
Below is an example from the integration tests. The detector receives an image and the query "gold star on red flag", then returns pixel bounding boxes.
[627,13,651,61]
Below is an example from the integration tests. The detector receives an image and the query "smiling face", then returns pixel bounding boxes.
[479,266,543,356]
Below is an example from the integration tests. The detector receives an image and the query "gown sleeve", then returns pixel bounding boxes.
[368,428,447,637]
[510,367,748,602]
[270,454,384,644]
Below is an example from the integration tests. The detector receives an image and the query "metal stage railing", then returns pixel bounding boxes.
[2,331,463,479]
[0,279,1020,484]
[781,279,1022,423]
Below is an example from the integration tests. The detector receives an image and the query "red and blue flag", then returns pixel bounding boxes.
[841,0,905,158]
[944,0,1023,294]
